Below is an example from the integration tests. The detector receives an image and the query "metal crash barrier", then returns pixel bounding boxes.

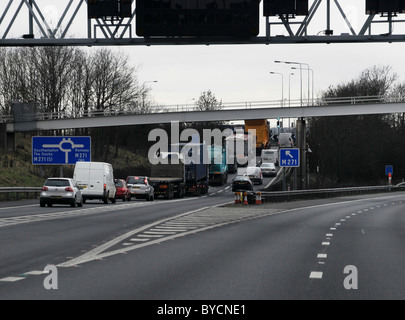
[0,187,41,202]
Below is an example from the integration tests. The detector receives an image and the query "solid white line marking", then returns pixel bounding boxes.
[0,276,25,282]
[309,272,323,279]
[130,238,149,242]
[24,270,45,275]
[147,230,176,234]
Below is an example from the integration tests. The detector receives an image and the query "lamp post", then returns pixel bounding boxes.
[275,60,309,190]
[288,72,294,128]
[142,80,158,109]
[270,71,284,135]
[185,98,195,111]
[269,71,284,107]
[275,60,303,107]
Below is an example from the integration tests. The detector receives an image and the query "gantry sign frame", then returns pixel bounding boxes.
[1,0,405,47]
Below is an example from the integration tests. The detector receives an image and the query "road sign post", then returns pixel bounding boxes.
[279,148,300,191]
[279,148,300,168]
[385,165,393,185]
[32,136,91,165]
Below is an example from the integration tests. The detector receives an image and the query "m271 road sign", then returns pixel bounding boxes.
[32,136,91,165]
[279,148,300,168]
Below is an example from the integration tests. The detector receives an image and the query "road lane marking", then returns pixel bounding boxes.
[309,272,323,279]
[0,277,25,282]
[58,194,405,268]
[24,271,46,275]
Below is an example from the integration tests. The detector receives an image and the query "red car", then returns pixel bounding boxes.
[114,179,131,202]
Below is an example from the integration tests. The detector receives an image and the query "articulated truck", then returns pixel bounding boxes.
[149,143,209,199]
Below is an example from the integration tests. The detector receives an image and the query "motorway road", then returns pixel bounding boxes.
[0,172,405,300]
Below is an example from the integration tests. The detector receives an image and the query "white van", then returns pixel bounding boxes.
[279,133,294,148]
[73,162,116,204]
[261,148,279,166]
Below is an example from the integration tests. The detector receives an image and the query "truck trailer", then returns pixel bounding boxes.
[149,143,210,199]
[149,152,185,200]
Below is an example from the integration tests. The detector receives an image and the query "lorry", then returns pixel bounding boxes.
[244,119,270,155]
[149,152,185,200]
[73,161,116,204]
[149,143,209,199]
[208,144,228,186]
[182,143,210,196]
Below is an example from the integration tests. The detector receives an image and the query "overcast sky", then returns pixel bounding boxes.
[2,0,405,108]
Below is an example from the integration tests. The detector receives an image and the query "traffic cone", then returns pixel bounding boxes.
[234,192,240,204]
[243,192,248,205]
[255,192,262,205]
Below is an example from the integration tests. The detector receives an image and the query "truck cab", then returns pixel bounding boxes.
[208,145,228,186]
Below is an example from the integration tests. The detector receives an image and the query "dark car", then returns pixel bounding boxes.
[115,179,131,202]
[231,175,254,192]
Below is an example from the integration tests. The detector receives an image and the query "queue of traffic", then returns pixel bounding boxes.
[38,137,284,207]
[39,161,157,207]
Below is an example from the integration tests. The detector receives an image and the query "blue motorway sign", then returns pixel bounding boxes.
[385,165,393,176]
[32,136,91,165]
[279,148,300,168]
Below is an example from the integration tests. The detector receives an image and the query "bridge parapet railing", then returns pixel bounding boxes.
[1,95,403,123]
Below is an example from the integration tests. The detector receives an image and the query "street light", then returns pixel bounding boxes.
[275,60,303,107]
[269,71,284,107]
[289,72,294,128]
[185,98,195,111]
[292,65,314,106]
[270,71,284,134]
[142,80,158,109]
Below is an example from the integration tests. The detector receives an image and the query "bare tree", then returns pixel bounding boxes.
[195,89,223,111]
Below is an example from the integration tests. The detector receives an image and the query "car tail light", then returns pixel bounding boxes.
[104,184,106,191]
[41,186,48,191]
[65,187,74,192]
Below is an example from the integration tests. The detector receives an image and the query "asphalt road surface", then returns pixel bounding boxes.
[1,175,405,301]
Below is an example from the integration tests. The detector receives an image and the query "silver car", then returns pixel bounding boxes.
[126,176,154,201]
[260,162,277,177]
[40,178,83,207]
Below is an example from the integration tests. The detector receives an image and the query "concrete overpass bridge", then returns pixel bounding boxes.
[1,95,404,190]
[2,96,405,134]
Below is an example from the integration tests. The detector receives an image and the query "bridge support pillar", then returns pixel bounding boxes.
[296,118,307,190]
[0,124,15,151]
